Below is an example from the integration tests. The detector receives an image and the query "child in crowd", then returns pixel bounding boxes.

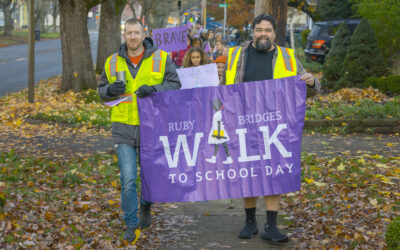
[191,37,203,48]
[182,47,209,68]
[214,56,227,83]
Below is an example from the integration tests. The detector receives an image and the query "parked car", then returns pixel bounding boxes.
[304,19,360,64]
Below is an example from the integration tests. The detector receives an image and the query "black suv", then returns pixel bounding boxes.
[304,19,360,64]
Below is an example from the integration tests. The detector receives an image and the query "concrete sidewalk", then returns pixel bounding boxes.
[159,198,294,249]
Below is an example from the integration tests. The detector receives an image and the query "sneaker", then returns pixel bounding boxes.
[123,226,140,244]
[139,204,152,229]
[260,224,289,244]
[238,220,258,239]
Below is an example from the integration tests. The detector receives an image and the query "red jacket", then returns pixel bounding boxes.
[171,46,190,67]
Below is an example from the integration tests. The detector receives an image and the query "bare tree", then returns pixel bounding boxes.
[254,0,287,46]
[95,0,125,75]
[50,0,59,32]
[0,0,20,36]
[35,0,51,33]
[58,0,100,91]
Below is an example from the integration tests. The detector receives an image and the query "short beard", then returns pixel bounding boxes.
[254,37,272,52]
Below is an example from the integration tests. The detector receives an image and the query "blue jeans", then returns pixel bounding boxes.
[117,144,152,227]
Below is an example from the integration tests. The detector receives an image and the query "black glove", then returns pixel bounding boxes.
[107,80,126,97]
[135,85,156,98]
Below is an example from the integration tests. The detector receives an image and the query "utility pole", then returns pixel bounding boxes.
[201,0,206,28]
[223,0,227,39]
[28,0,35,103]
[178,0,181,25]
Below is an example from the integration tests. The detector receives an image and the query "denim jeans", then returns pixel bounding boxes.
[117,144,152,227]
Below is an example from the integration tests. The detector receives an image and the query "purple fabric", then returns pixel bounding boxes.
[204,42,210,52]
[138,76,306,202]
[152,26,188,52]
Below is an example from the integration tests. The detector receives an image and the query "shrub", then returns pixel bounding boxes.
[364,75,400,95]
[386,216,400,249]
[337,19,387,89]
[322,23,351,89]
[301,29,310,49]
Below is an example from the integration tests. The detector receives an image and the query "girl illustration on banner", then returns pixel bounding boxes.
[205,99,233,164]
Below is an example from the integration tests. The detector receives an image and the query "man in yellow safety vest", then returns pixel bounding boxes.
[98,18,181,244]
[222,14,321,244]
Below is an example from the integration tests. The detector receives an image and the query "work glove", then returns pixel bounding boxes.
[135,85,156,98]
[107,80,126,97]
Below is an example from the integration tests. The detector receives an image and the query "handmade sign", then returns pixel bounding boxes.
[138,76,306,202]
[152,26,187,52]
[176,64,219,89]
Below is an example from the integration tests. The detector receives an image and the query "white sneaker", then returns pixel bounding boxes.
[223,156,233,164]
[205,155,217,164]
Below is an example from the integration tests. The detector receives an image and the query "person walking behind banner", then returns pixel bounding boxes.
[222,14,321,245]
[182,47,209,68]
[214,56,227,83]
[171,34,192,68]
[98,18,181,244]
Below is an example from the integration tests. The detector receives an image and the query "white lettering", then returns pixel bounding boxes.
[179,173,187,183]
[276,164,284,175]
[239,168,248,178]
[238,116,245,125]
[205,171,213,181]
[227,169,236,179]
[196,171,202,182]
[250,167,258,177]
[169,123,175,132]
[159,132,204,168]
[216,170,225,180]
[169,174,176,183]
[236,128,261,162]
[265,166,273,175]
[285,163,293,173]
[259,124,292,160]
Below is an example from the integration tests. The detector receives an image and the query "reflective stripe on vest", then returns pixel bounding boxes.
[228,47,240,70]
[109,53,118,77]
[152,50,162,73]
[278,46,294,72]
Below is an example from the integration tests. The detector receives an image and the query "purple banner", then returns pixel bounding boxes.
[152,26,187,52]
[138,76,306,202]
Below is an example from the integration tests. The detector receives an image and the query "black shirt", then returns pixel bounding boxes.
[244,45,276,82]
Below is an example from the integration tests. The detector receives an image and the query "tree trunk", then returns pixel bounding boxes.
[95,0,122,75]
[254,0,287,46]
[59,0,97,92]
[3,6,13,35]
[52,0,59,32]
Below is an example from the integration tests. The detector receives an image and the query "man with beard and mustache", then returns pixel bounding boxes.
[98,18,181,244]
[222,14,321,245]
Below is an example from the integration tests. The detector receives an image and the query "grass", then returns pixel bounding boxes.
[294,47,324,73]
[306,97,400,120]
[0,29,60,47]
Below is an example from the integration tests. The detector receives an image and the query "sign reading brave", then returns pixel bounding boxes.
[138,76,307,202]
[152,26,188,52]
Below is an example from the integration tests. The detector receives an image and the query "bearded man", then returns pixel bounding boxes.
[222,14,320,245]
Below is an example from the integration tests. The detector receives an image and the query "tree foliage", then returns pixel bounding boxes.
[354,0,400,67]
[337,19,387,88]
[322,23,351,89]
[316,0,353,21]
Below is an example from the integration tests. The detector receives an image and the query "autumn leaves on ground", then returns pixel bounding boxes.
[0,77,399,248]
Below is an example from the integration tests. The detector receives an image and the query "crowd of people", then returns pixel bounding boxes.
[170,21,234,82]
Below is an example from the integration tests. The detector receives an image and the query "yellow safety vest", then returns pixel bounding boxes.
[225,45,297,85]
[105,49,167,125]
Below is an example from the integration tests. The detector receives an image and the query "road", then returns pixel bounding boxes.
[0,31,98,96]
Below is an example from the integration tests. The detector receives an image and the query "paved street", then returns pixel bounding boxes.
[0,31,98,96]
